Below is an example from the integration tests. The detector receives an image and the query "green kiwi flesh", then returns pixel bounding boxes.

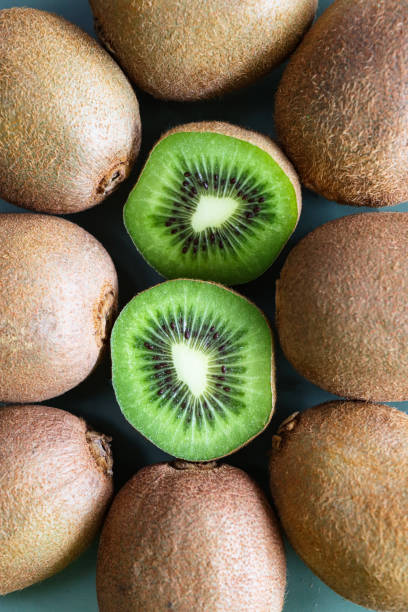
[124,130,299,285]
[111,279,275,461]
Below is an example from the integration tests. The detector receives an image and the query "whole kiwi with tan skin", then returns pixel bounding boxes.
[97,461,286,611]
[270,401,408,612]
[0,213,118,403]
[0,8,141,214]
[89,0,317,101]
[275,0,408,207]
[0,404,113,595]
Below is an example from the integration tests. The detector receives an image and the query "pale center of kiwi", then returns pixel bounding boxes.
[171,342,209,397]
[191,195,239,232]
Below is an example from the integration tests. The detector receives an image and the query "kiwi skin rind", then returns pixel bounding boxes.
[0,404,113,595]
[97,461,286,612]
[0,213,119,404]
[0,7,141,214]
[275,212,408,402]
[269,400,408,612]
[275,0,408,207]
[124,121,301,285]
[111,278,276,462]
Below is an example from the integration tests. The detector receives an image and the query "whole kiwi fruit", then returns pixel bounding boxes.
[275,0,408,207]
[0,404,113,595]
[0,8,141,214]
[270,401,408,612]
[97,461,286,611]
[276,212,408,401]
[89,0,317,101]
[0,213,118,403]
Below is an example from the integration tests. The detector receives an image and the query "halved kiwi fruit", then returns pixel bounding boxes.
[111,279,275,461]
[125,122,301,285]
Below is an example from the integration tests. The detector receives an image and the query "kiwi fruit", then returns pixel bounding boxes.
[111,279,275,461]
[125,122,301,285]
[0,213,118,403]
[276,212,408,401]
[0,404,113,595]
[89,0,317,101]
[275,0,408,207]
[270,400,408,612]
[0,8,141,214]
[97,461,286,611]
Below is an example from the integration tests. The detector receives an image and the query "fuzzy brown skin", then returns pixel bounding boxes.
[0,8,141,214]
[0,404,113,594]
[269,401,408,612]
[275,0,408,207]
[162,122,302,221]
[276,213,408,401]
[89,0,317,101]
[97,462,286,611]
[0,213,118,403]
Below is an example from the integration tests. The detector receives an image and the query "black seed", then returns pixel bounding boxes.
[248,198,255,203]
[246,212,254,219]
[191,187,197,195]
[170,321,176,330]
[221,366,226,373]
[210,326,215,332]
[181,187,187,193]
[193,238,199,245]
[174,201,181,207]
[144,342,154,350]
[154,364,164,369]
[219,345,225,351]
[171,228,178,234]
[187,236,193,243]
[182,197,188,203]
[224,386,231,392]
[180,225,186,230]
[182,401,187,409]
[184,171,191,177]
[219,241,224,249]
[210,234,215,243]
[216,383,222,388]
[185,330,190,339]
[153,355,160,361]
[259,196,265,203]
[165,220,172,227]
[183,180,189,187]
[182,246,188,254]
[237,191,242,197]
[218,376,225,381]
[254,205,261,213]
[214,174,219,182]
[162,325,167,332]
[193,247,198,254]
[203,182,209,190]
[158,389,164,396]
[165,370,172,376]
[202,244,207,252]
[230,177,236,184]
[221,179,226,186]
[213,332,219,340]
[242,194,247,201]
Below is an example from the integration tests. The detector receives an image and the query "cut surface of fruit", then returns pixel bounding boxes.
[125,128,299,285]
[111,279,274,461]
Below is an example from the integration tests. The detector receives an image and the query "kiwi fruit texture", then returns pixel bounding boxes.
[97,461,286,612]
[0,8,141,214]
[111,279,275,461]
[275,0,408,207]
[0,404,113,595]
[89,0,317,101]
[125,122,301,285]
[276,212,408,401]
[0,213,118,403]
[270,400,408,612]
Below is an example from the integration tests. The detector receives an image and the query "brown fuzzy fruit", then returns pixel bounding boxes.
[0,8,141,214]
[270,401,408,612]
[0,213,118,403]
[0,404,113,595]
[276,212,408,401]
[275,0,408,207]
[89,0,317,101]
[97,462,286,611]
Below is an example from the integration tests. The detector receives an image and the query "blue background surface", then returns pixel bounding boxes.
[1,1,407,610]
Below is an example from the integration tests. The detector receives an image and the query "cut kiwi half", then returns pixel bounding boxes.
[111,279,275,461]
[125,122,301,285]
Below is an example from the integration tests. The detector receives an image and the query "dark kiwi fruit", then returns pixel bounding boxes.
[125,122,301,285]
[111,279,275,461]
[270,401,408,612]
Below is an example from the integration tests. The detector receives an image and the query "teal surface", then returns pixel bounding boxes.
[0,1,407,611]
